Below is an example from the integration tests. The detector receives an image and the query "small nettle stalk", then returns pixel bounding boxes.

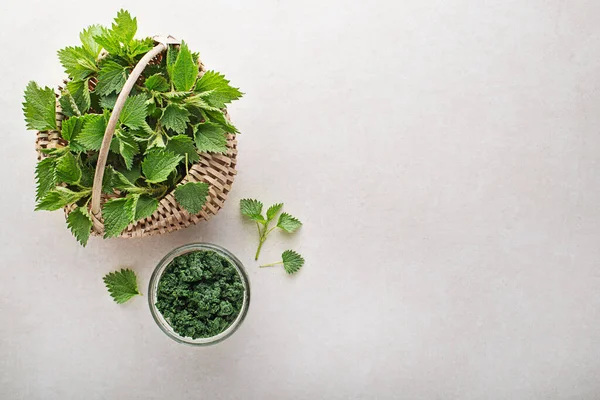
[23,9,242,247]
[260,250,305,274]
[240,199,302,260]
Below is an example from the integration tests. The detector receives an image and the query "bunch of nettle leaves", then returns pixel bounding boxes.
[22,10,242,246]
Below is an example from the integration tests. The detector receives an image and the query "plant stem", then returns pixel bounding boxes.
[259,261,282,268]
[255,237,266,261]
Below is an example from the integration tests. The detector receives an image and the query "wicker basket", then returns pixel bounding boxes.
[35,39,237,238]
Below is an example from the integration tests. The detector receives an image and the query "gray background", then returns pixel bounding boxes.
[1,0,599,399]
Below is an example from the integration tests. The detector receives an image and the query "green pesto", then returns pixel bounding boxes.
[155,250,245,339]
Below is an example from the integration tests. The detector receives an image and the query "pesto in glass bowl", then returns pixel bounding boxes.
[148,243,250,345]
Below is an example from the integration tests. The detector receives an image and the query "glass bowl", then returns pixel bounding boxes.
[148,243,251,346]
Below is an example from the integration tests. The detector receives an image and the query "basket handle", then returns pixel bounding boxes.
[90,38,178,215]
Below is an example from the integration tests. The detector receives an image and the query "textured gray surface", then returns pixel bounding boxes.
[1,1,600,399]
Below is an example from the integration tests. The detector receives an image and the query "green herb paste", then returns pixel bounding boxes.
[156,250,245,339]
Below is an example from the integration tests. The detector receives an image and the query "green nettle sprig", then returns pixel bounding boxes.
[23,10,242,246]
[240,199,303,260]
[260,250,305,274]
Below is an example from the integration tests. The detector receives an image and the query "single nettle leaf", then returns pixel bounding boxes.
[185,94,220,112]
[35,157,57,202]
[144,74,170,92]
[134,194,159,220]
[80,25,103,58]
[99,93,118,110]
[79,163,94,188]
[240,198,265,222]
[141,149,182,183]
[194,123,228,154]
[57,46,98,80]
[166,135,199,164]
[112,169,136,191]
[23,81,57,131]
[119,94,147,129]
[66,79,91,115]
[103,268,141,304]
[282,250,305,274]
[111,9,137,44]
[266,203,284,222]
[116,130,139,170]
[175,182,209,215]
[59,95,77,118]
[61,115,85,142]
[160,91,191,101]
[160,103,190,134]
[194,70,243,107]
[95,60,128,97]
[166,45,179,82]
[117,163,142,185]
[67,207,93,246]
[102,197,135,238]
[101,167,117,194]
[277,212,303,233]
[55,152,82,185]
[202,108,239,134]
[127,38,154,59]
[172,41,198,92]
[93,27,122,55]
[36,187,89,211]
[77,114,106,151]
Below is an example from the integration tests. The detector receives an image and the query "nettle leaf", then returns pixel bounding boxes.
[172,41,198,91]
[119,94,147,129]
[142,149,182,183]
[127,38,154,59]
[117,163,142,184]
[166,134,199,164]
[202,108,238,134]
[23,81,57,131]
[61,115,87,145]
[111,9,137,44]
[79,163,94,188]
[166,44,179,82]
[95,60,128,97]
[77,114,106,151]
[194,123,228,154]
[175,182,209,215]
[277,212,303,233]
[185,94,220,112]
[160,103,190,134]
[66,79,91,114]
[80,24,103,58]
[282,250,305,274]
[145,74,169,92]
[134,194,159,220]
[93,27,122,55]
[266,203,283,222]
[99,93,118,110]
[57,46,98,80]
[36,187,89,211]
[115,130,139,170]
[112,169,137,191]
[102,196,135,238]
[240,198,264,222]
[67,206,93,246]
[103,268,141,304]
[35,157,57,202]
[55,152,82,185]
[194,70,243,107]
